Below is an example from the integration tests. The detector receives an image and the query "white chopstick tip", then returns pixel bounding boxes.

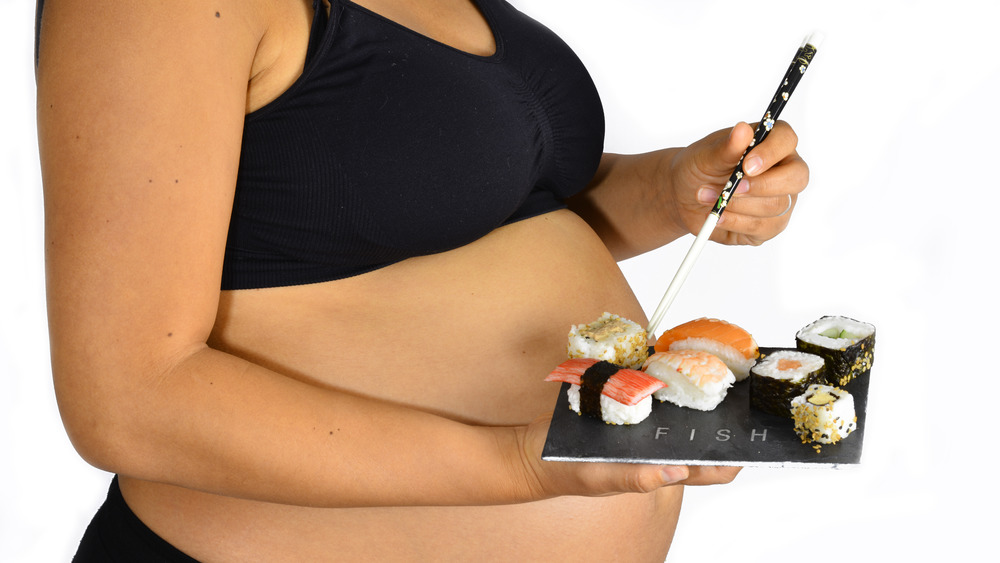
[645,214,720,336]
[803,31,825,50]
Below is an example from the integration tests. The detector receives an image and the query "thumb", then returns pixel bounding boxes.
[719,121,755,171]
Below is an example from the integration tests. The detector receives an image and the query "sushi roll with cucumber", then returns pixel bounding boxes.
[642,350,735,411]
[567,312,649,370]
[791,384,857,449]
[796,316,875,386]
[545,358,666,425]
[749,350,827,418]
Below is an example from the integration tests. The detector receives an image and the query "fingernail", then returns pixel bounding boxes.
[661,466,688,484]
[744,156,763,175]
[735,179,750,194]
[697,188,718,204]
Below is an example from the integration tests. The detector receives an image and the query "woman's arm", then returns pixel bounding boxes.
[569,122,810,261]
[37,0,690,509]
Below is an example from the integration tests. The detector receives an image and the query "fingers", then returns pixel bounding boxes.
[706,120,807,245]
[721,192,795,219]
[720,120,806,193]
[549,462,740,495]
[582,463,689,495]
[718,121,756,170]
[518,416,690,499]
[742,120,800,178]
[715,120,799,178]
[742,152,810,199]
[518,416,744,500]
[666,120,808,247]
[713,203,794,246]
[696,180,798,247]
[676,465,743,487]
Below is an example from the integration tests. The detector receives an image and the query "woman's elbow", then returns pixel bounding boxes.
[51,359,163,476]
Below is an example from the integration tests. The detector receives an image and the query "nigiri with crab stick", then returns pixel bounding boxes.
[545,358,666,425]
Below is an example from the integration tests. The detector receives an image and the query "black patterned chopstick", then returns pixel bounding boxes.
[710,33,822,216]
[647,33,822,336]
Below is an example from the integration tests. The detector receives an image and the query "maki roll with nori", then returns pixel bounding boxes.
[796,316,875,386]
[749,350,826,418]
[791,384,857,449]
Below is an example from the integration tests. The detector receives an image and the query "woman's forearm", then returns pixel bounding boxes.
[567,150,690,261]
[56,344,533,509]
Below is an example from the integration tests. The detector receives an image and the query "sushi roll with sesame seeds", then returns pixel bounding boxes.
[749,349,827,418]
[796,316,875,386]
[567,312,649,370]
[791,384,857,449]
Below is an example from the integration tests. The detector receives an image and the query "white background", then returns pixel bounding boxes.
[3,0,997,560]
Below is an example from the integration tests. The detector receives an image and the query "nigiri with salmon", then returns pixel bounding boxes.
[653,317,759,381]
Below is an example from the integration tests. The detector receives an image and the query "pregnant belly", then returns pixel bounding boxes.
[121,209,684,561]
[209,209,651,424]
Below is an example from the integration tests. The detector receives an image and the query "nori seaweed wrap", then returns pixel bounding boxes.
[749,349,827,418]
[795,316,875,386]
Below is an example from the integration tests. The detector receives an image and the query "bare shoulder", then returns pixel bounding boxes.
[36,0,269,71]
[36,0,264,132]
[34,0,284,377]
[35,0,318,356]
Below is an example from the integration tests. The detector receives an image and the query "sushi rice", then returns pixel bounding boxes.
[749,349,827,418]
[565,384,653,425]
[796,316,875,386]
[642,350,735,411]
[653,317,759,381]
[545,358,665,425]
[567,312,649,370]
[790,384,857,446]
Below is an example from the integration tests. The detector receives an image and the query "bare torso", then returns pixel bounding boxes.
[121,211,682,561]
[115,0,683,560]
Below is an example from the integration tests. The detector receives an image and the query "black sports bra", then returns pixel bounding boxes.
[222,0,605,289]
[35,0,606,290]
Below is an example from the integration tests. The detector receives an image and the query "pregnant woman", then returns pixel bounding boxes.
[36,0,808,560]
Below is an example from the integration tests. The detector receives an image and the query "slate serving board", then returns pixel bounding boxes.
[541,347,869,468]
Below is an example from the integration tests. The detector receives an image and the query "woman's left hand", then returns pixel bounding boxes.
[667,120,809,246]
[569,120,809,259]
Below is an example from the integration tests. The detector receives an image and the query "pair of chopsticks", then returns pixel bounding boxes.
[646,33,823,337]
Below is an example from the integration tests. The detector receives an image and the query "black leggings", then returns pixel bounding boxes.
[73,477,199,562]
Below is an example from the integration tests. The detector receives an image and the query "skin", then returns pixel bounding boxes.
[36,0,808,560]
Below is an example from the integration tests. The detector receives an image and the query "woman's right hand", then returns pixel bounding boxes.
[512,414,742,499]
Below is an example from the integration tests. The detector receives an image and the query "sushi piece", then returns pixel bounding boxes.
[545,358,666,425]
[642,350,735,411]
[567,312,649,370]
[653,317,759,381]
[749,349,827,418]
[796,316,875,386]
[790,384,857,449]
